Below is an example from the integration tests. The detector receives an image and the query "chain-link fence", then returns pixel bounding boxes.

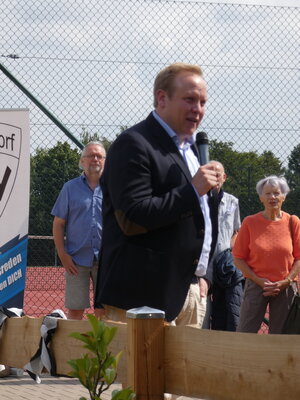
[1,0,299,326]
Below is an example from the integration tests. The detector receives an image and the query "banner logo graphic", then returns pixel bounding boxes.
[0,123,22,218]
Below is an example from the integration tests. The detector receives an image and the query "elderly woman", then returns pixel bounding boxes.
[232,175,300,333]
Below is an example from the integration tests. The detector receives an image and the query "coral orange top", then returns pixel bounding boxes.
[232,211,300,282]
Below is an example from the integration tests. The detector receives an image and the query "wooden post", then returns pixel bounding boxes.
[126,306,165,400]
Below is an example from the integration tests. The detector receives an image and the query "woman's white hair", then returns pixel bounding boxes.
[256,175,290,196]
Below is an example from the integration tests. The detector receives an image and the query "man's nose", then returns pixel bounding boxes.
[192,102,203,113]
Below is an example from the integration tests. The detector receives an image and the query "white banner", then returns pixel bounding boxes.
[0,109,30,307]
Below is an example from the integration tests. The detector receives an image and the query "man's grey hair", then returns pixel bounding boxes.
[256,175,290,196]
[79,141,106,169]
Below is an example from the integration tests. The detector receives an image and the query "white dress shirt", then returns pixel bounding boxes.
[152,111,212,277]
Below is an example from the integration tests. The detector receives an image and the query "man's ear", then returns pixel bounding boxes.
[156,89,167,108]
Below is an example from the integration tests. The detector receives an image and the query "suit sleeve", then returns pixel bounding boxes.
[103,131,200,235]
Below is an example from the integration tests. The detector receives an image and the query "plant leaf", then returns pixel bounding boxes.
[111,387,136,400]
[103,368,117,385]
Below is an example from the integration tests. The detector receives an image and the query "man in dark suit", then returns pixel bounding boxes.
[95,62,220,322]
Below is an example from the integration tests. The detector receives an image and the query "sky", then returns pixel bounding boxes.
[0,0,299,165]
[199,0,299,5]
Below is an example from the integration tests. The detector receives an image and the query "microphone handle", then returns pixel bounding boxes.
[198,144,209,166]
[197,144,215,197]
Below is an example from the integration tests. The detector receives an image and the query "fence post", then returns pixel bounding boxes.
[126,306,165,400]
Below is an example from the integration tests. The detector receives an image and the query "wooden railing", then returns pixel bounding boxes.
[0,309,300,399]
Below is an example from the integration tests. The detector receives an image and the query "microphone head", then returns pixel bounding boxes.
[196,131,209,146]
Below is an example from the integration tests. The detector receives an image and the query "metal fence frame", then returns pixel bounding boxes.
[1,0,299,318]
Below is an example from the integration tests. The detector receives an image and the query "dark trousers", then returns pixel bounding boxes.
[237,278,297,334]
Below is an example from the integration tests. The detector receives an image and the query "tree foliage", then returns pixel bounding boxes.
[287,144,300,176]
[284,143,300,216]
[209,140,285,218]
[30,142,80,236]
[29,138,300,243]
[80,129,114,152]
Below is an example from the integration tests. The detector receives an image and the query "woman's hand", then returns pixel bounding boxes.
[255,277,271,289]
[233,257,292,296]
[262,279,289,297]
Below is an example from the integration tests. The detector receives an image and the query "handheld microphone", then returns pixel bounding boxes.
[195,131,217,197]
[195,131,209,165]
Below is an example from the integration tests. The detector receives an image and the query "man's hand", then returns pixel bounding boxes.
[192,161,221,196]
[52,216,79,274]
[199,278,210,298]
[60,252,78,275]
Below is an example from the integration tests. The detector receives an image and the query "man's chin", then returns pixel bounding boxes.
[185,124,199,136]
[183,129,197,137]
[89,166,102,173]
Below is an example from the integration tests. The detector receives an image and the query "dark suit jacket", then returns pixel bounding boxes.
[95,113,218,321]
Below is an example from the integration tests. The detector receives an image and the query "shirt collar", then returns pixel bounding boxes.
[80,173,100,189]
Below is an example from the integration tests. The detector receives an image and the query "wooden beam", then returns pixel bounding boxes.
[1,316,300,400]
[0,316,43,366]
[164,325,300,400]
[0,316,127,383]
[52,318,127,383]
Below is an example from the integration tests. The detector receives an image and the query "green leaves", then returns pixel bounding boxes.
[68,315,135,400]
[111,388,136,400]
[209,139,285,219]
[103,368,117,385]
[68,354,99,388]
[69,315,118,358]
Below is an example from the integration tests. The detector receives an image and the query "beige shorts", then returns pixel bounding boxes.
[65,262,98,310]
[172,282,207,327]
